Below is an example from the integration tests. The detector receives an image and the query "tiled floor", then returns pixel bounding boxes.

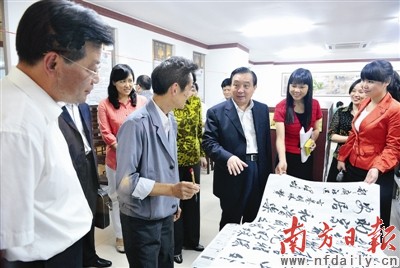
[95,169,400,268]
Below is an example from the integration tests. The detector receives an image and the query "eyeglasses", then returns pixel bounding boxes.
[60,54,100,77]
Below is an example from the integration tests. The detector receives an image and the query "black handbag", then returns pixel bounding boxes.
[95,188,111,229]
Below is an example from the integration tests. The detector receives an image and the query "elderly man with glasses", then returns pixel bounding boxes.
[0,1,113,267]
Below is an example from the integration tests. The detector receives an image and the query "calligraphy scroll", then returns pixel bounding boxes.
[194,174,396,268]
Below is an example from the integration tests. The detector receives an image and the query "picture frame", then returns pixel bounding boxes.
[281,71,360,97]
[153,40,173,69]
[86,46,116,105]
[193,52,205,101]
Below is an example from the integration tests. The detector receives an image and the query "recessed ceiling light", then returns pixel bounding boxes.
[241,18,314,37]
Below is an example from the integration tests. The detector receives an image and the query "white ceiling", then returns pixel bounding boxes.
[85,0,400,63]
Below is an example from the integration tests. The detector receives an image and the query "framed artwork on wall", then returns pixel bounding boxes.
[152,40,173,69]
[281,71,360,97]
[86,29,116,105]
[193,51,205,101]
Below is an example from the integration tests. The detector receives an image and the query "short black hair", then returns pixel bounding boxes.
[230,67,257,86]
[221,78,231,88]
[136,75,152,90]
[151,56,198,95]
[336,101,344,108]
[16,0,114,65]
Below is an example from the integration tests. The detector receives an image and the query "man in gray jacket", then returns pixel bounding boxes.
[116,56,199,268]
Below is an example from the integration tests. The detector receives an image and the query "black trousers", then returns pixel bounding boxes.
[82,221,97,266]
[120,213,174,268]
[343,163,395,228]
[174,164,201,255]
[82,154,98,265]
[1,239,83,268]
[219,161,262,230]
[286,152,314,181]
[326,157,339,182]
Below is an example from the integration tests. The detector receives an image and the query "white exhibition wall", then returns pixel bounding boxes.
[252,61,400,109]
[4,0,400,110]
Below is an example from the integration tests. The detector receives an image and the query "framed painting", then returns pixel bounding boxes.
[281,71,360,97]
[193,52,205,101]
[153,40,173,69]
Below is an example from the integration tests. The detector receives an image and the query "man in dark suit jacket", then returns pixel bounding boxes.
[59,103,112,268]
[202,67,273,230]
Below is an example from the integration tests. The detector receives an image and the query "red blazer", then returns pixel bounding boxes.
[337,93,400,173]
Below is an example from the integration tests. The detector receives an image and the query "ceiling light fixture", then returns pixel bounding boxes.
[241,17,314,37]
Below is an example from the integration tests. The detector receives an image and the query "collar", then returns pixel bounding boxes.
[151,99,170,130]
[9,67,62,123]
[232,98,254,112]
[57,102,79,108]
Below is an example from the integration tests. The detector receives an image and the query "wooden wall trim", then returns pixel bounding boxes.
[208,43,249,53]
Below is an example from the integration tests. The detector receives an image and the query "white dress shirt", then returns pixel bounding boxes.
[232,99,258,154]
[0,68,92,261]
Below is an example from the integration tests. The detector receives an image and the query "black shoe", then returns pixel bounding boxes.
[185,244,204,252]
[174,254,183,264]
[84,257,112,268]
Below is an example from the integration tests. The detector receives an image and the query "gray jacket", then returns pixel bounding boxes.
[116,100,179,220]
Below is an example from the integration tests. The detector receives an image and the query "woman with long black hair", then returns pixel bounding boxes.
[98,64,147,253]
[274,68,322,180]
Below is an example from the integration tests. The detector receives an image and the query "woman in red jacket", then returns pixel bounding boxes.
[337,60,400,228]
